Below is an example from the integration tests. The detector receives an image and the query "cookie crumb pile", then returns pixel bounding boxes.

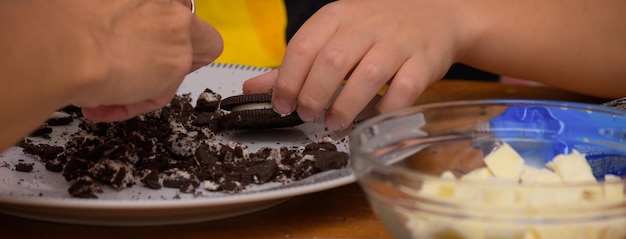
[18,89,349,198]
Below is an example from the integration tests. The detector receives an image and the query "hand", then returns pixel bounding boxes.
[65,0,223,121]
[246,0,473,131]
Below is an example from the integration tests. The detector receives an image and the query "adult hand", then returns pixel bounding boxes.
[244,0,472,131]
[68,0,223,122]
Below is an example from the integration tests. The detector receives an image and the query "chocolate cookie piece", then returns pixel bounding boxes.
[46,112,74,126]
[191,112,223,132]
[195,88,222,112]
[218,94,303,131]
[58,105,83,117]
[19,141,64,161]
[68,176,102,199]
[29,125,53,137]
[15,162,34,172]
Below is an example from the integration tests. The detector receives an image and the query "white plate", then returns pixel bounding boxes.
[0,63,355,226]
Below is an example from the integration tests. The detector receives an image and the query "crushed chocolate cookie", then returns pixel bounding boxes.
[18,89,350,198]
[29,125,53,138]
[15,162,34,172]
[46,112,74,126]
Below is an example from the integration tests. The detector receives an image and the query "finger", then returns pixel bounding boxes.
[324,43,408,131]
[82,105,132,122]
[377,57,434,114]
[271,6,339,115]
[189,16,223,72]
[175,0,194,12]
[294,28,375,123]
[81,100,163,122]
[242,69,279,94]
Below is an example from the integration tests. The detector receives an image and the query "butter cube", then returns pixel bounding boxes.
[441,220,485,239]
[522,230,538,239]
[603,174,624,201]
[528,225,582,239]
[483,224,526,239]
[483,186,517,206]
[453,184,484,202]
[484,143,525,180]
[520,167,562,185]
[419,180,456,199]
[418,170,457,199]
[461,167,494,182]
[546,150,596,184]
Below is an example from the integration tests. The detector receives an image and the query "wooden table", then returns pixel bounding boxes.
[0,80,606,239]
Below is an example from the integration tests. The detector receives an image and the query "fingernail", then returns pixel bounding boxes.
[325,115,345,131]
[272,97,294,115]
[296,109,316,123]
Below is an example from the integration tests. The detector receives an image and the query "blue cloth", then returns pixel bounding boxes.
[488,102,626,178]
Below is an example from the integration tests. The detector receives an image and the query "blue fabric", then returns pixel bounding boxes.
[488,104,626,177]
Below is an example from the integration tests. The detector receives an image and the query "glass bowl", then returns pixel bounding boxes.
[350,100,626,239]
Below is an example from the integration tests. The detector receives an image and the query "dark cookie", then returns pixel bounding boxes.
[46,112,74,126]
[15,162,34,172]
[139,170,162,189]
[29,125,53,137]
[195,88,222,112]
[219,93,273,111]
[19,141,64,161]
[68,176,102,199]
[220,109,303,131]
[162,169,200,193]
[88,159,134,190]
[218,94,303,130]
[191,112,222,132]
[58,105,83,117]
[45,158,65,172]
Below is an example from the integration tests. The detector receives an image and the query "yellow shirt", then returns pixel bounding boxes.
[195,0,287,68]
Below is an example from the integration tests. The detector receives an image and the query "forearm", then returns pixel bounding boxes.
[0,1,91,150]
[460,0,626,99]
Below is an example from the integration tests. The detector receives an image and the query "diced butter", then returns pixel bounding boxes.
[453,183,484,202]
[444,220,487,239]
[520,167,562,185]
[418,180,455,199]
[484,143,525,180]
[483,224,526,239]
[604,174,625,201]
[441,170,456,180]
[582,185,605,202]
[522,230,538,239]
[483,186,517,205]
[546,150,596,184]
[405,142,626,239]
[528,225,585,239]
[461,167,494,182]
[418,170,457,199]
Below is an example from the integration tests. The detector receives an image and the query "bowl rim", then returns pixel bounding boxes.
[349,99,626,189]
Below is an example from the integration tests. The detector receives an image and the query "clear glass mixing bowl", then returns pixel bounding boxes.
[350,100,626,239]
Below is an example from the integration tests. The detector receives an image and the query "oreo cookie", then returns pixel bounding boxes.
[218,93,303,131]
